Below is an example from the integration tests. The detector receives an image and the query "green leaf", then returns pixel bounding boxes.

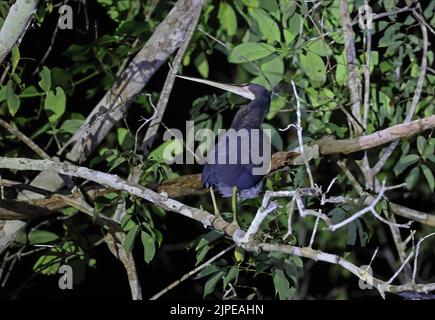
[6,81,20,116]
[11,45,20,73]
[335,51,347,86]
[194,52,209,78]
[28,230,59,244]
[273,268,294,300]
[401,140,410,156]
[288,13,301,37]
[196,265,220,279]
[406,166,420,190]
[260,0,278,11]
[347,220,357,246]
[195,230,224,251]
[417,136,426,155]
[38,66,52,92]
[279,0,296,23]
[117,127,134,151]
[267,95,287,119]
[20,85,41,98]
[242,0,260,7]
[149,139,183,163]
[283,29,296,45]
[44,87,66,123]
[218,2,237,36]
[196,244,210,265]
[260,55,284,87]
[121,215,136,232]
[124,225,139,253]
[234,247,245,263]
[59,119,84,134]
[262,123,283,150]
[33,249,62,275]
[306,39,332,57]
[299,52,326,86]
[224,266,239,289]
[421,164,435,191]
[427,154,435,164]
[228,42,276,64]
[203,271,224,297]
[393,154,420,176]
[249,8,281,43]
[423,138,435,157]
[141,231,156,264]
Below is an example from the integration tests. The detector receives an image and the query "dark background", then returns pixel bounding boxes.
[0,0,433,300]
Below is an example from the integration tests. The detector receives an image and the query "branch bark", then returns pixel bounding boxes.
[340,0,362,135]
[314,115,435,155]
[0,0,38,65]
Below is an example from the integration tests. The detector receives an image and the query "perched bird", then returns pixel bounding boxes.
[178,76,271,225]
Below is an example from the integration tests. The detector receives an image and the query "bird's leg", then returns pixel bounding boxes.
[231,186,239,228]
[209,187,221,218]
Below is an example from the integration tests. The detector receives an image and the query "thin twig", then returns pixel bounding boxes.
[290,81,315,188]
[328,182,411,232]
[367,247,379,270]
[388,250,415,284]
[0,118,51,160]
[283,198,295,241]
[150,244,236,300]
[308,215,320,248]
[32,0,69,75]
[412,232,435,283]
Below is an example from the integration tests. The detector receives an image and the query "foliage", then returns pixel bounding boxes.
[0,0,434,300]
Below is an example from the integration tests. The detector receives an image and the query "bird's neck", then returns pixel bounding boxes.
[231,98,270,130]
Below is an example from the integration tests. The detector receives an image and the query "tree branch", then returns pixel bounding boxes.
[340,0,362,135]
[0,157,433,297]
[0,0,38,65]
[141,1,204,154]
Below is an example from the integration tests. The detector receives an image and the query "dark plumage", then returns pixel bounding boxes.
[202,84,271,199]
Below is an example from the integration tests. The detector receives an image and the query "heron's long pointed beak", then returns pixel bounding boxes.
[176,75,255,100]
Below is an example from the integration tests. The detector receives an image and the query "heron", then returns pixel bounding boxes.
[178,75,272,227]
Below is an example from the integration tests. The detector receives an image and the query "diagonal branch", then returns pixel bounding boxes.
[0,0,39,65]
[141,1,204,154]
[0,118,50,160]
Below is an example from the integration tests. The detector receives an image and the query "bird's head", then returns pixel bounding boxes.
[242,83,270,101]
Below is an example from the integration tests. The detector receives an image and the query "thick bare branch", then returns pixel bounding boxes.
[0,0,38,65]
[315,115,435,155]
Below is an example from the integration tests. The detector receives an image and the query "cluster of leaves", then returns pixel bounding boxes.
[1,0,434,300]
